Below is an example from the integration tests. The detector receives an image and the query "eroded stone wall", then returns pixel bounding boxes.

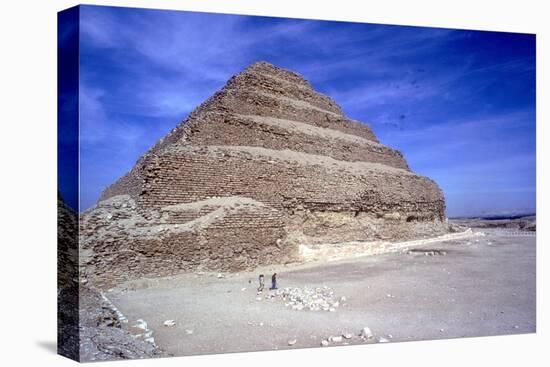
[182,112,409,169]
[80,195,294,286]
[138,148,442,217]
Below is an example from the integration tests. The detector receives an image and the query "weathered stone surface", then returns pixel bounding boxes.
[58,193,81,360]
[81,61,448,286]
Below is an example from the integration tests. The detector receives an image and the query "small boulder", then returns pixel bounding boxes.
[360,327,374,339]
[163,320,176,327]
[134,319,148,330]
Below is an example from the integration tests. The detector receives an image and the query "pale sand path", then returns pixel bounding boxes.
[105,229,535,356]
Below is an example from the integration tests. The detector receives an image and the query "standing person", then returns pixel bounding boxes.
[257,274,265,292]
[270,273,278,290]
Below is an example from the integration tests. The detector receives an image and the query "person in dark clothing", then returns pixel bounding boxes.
[270,273,278,290]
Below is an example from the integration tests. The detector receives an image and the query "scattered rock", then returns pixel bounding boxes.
[288,339,297,346]
[360,327,374,339]
[163,320,175,327]
[330,335,343,343]
[133,319,148,331]
[342,333,353,339]
[185,329,193,335]
[321,340,329,347]
[377,336,390,343]
[272,286,344,312]
[74,286,165,361]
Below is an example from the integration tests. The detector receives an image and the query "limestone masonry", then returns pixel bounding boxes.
[80,62,448,286]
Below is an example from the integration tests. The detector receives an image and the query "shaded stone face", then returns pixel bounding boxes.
[81,61,447,286]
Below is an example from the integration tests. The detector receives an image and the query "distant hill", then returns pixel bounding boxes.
[450,213,536,221]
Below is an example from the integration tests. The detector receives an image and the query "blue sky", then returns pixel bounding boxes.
[75,5,536,217]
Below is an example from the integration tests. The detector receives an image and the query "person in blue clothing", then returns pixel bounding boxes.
[270,273,278,290]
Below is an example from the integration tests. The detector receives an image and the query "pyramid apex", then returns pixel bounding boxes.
[240,61,301,79]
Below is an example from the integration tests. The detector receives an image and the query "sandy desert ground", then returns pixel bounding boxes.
[102,224,535,357]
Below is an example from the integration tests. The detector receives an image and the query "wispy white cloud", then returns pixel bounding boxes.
[79,83,167,155]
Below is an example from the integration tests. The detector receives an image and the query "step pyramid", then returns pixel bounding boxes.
[80,62,447,285]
